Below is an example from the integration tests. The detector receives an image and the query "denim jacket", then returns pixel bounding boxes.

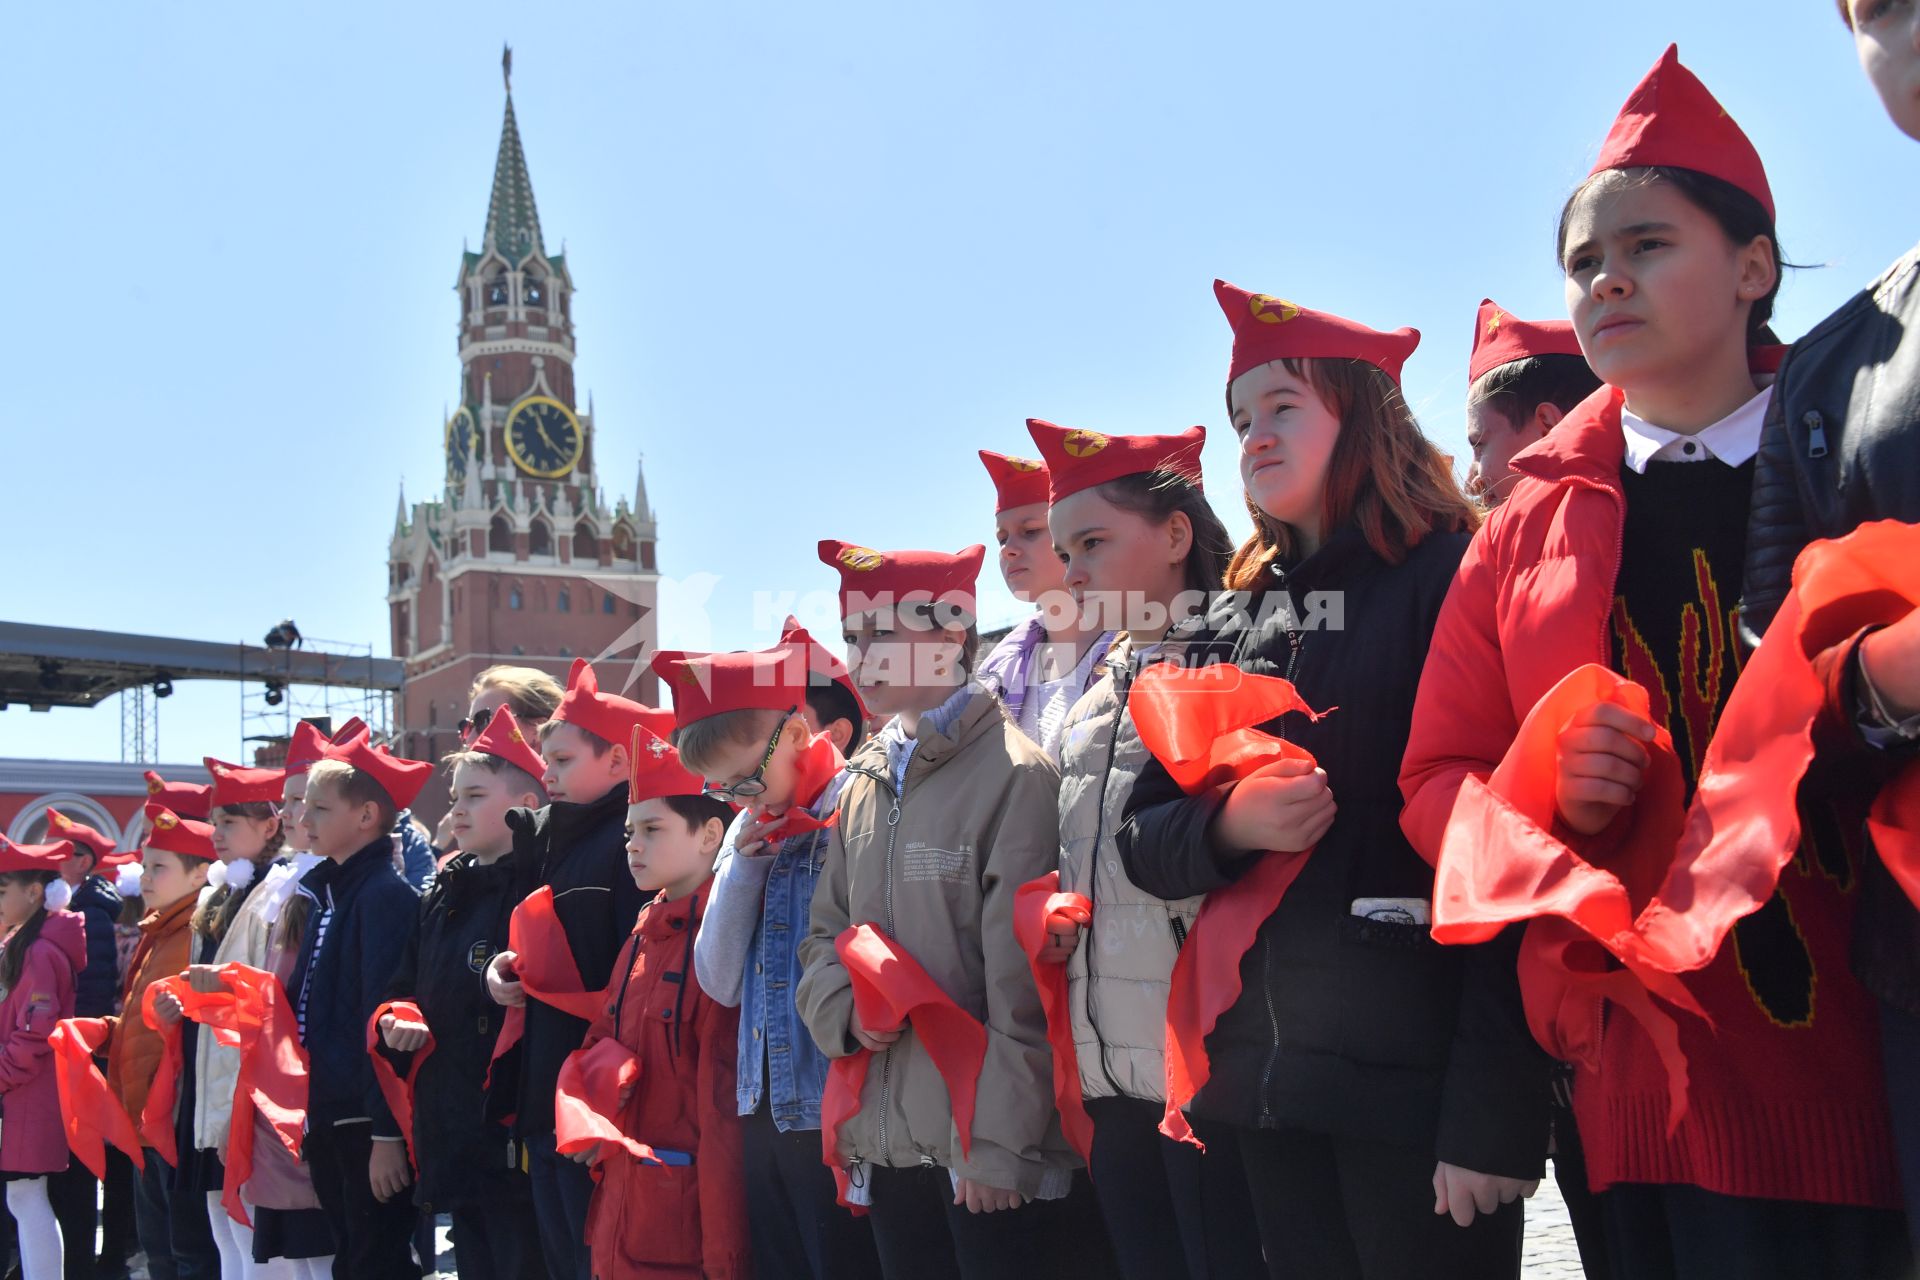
[693,772,848,1131]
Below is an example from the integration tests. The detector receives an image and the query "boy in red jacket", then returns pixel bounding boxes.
[562,727,747,1280]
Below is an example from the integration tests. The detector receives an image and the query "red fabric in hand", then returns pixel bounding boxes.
[819,925,987,1209]
[488,886,611,1083]
[366,1000,435,1172]
[1012,875,1094,1164]
[554,1037,664,1166]
[52,1018,143,1178]
[137,977,190,1166]
[758,732,845,841]
[1126,663,1330,1149]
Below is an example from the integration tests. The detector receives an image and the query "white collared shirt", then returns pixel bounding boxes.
[1619,386,1772,474]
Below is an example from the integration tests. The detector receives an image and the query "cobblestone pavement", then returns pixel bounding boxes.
[1525,1172,1589,1278]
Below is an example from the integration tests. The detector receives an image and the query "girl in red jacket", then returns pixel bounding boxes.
[1400,45,1910,1279]
[566,731,748,1280]
[0,838,88,1280]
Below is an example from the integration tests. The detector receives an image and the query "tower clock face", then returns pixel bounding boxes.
[505,396,585,479]
[445,406,480,480]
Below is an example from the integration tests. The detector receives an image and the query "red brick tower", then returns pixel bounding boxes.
[388,52,659,823]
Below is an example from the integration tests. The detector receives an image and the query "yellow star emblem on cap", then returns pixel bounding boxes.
[154,812,178,831]
[1006,456,1043,472]
[1486,311,1504,337]
[145,777,163,795]
[838,546,884,572]
[51,814,70,830]
[1061,430,1109,458]
[1249,295,1301,325]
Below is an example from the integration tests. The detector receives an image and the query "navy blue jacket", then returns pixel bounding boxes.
[291,837,421,1137]
[70,875,122,1019]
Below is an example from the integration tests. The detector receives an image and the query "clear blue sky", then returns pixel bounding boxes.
[5,0,1916,765]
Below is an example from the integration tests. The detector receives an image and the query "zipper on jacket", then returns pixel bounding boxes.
[1257,561,1306,1119]
[847,761,909,1166]
[1804,410,1829,459]
[1083,659,1133,1100]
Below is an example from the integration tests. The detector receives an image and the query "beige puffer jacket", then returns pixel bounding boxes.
[191,857,314,1154]
[797,689,1077,1200]
[1057,638,1203,1103]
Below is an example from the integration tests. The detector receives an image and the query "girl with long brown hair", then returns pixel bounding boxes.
[1118,283,1542,1279]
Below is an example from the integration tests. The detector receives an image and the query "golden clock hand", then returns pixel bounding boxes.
[538,424,560,451]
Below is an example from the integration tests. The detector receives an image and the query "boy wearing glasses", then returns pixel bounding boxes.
[660,633,884,1280]
[482,658,672,1280]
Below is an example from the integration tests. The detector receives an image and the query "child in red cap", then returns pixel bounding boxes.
[288,739,429,1277]
[562,728,748,1278]
[1742,0,1920,1253]
[480,658,673,1280]
[0,837,89,1280]
[665,634,885,1280]
[1120,276,1528,1277]
[1404,46,1909,1278]
[1462,300,1598,508]
[1021,421,1263,1280]
[797,541,1089,1280]
[974,448,1114,759]
[376,707,547,1280]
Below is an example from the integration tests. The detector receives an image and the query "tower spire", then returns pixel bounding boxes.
[483,51,544,265]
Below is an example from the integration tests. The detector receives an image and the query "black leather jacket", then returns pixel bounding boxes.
[1742,241,1920,1015]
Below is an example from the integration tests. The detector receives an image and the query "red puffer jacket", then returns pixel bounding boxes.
[1399,384,1901,1207]
[580,881,748,1280]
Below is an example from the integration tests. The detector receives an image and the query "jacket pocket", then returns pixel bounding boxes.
[611,1160,701,1270]
[1335,914,1459,1069]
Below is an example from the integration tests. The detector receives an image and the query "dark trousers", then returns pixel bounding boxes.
[133,1150,217,1280]
[1602,1182,1912,1280]
[1085,1096,1265,1280]
[100,1146,137,1264]
[1550,1088,1612,1280]
[740,1103,882,1280]
[46,1158,94,1280]
[1238,1125,1522,1280]
[525,1130,594,1280]
[304,1121,421,1280]
[449,1186,545,1280]
[1880,997,1920,1242]
[864,1163,1104,1280]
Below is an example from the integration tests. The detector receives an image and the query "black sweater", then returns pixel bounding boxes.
[1118,525,1550,1177]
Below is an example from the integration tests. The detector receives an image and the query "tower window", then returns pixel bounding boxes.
[557,587,571,614]
[509,585,523,611]
[525,277,544,307]
[487,274,509,307]
[529,520,553,557]
[601,594,615,615]
[489,514,513,554]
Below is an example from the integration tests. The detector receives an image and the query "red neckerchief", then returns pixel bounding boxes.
[1127,662,1331,1149]
[1431,519,1920,1129]
[1012,875,1093,1163]
[366,1000,435,1172]
[51,1018,144,1178]
[487,885,612,1106]
[138,977,189,1166]
[820,925,986,1209]
[554,1037,665,1167]
[757,732,845,841]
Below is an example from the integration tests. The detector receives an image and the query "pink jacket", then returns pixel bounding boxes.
[0,911,85,1173]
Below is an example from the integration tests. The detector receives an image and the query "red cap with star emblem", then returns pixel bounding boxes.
[203,757,286,808]
[977,450,1052,514]
[285,717,368,775]
[551,658,676,751]
[816,541,985,624]
[1467,299,1587,387]
[627,725,709,805]
[318,737,434,812]
[1024,420,1206,502]
[466,704,550,780]
[42,809,115,861]
[650,642,810,727]
[1215,279,1420,391]
[1590,45,1773,219]
[780,616,868,721]
[143,771,212,823]
[141,803,217,862]
[0,836,72,876]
